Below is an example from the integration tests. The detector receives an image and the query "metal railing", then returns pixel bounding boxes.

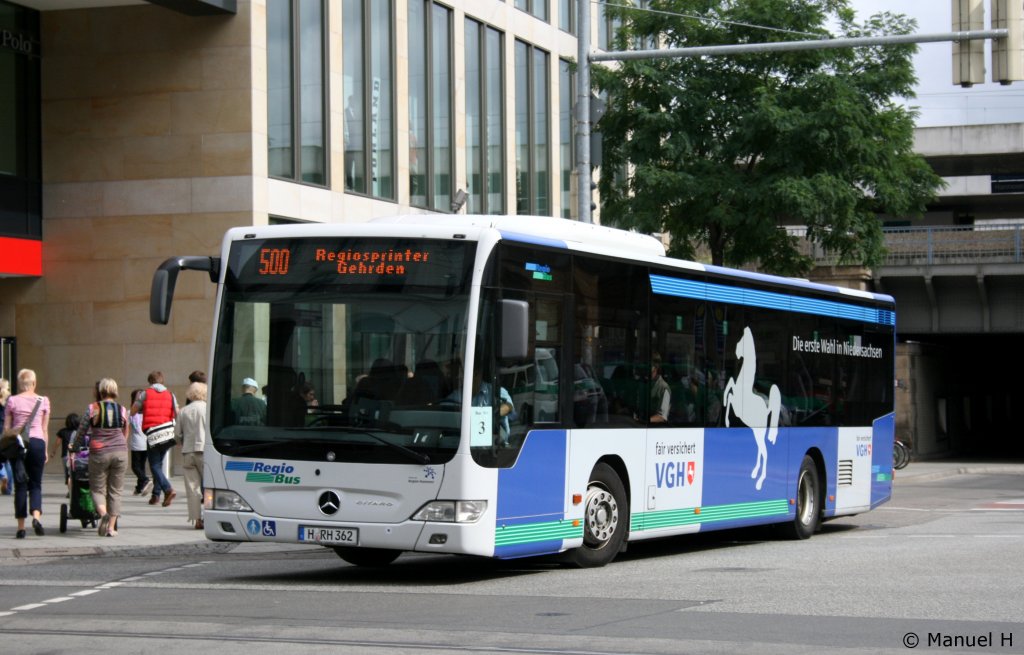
[793,225,1024,267]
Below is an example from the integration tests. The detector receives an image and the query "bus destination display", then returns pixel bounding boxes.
[231,237,474,289]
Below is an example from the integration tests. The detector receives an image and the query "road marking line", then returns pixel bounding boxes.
[0,561,214,618]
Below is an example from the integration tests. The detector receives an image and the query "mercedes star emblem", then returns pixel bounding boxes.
[318,490,341,516]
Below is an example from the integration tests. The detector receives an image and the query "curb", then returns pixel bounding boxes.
[895,464,1024,484]
[0,542,239,560]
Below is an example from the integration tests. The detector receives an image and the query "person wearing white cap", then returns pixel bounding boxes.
[231,377,266,426]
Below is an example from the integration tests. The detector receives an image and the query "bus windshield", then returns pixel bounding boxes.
[209,236,476,465]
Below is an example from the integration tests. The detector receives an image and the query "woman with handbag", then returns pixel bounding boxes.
[2,369,50,539]
[76,378,130,537]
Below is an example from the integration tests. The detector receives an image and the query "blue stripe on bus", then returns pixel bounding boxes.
[495,430,569,558]
[649,274,895,325]
[499,231,568,249]
[871,413,895,505]
[225,461,254,472]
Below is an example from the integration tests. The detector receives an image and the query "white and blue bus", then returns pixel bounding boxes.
[151,215,895,567]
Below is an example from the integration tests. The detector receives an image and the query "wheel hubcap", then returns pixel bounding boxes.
[584,484,619,546]
[797,470,815,526]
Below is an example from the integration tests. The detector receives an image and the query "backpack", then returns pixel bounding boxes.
[93,400,126,430]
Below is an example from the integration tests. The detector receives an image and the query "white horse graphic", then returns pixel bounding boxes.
[723,327,782,491]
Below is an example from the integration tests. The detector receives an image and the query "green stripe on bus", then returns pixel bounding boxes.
[245,473,277,483]
[630,499,790,532]
[494,520,584,546]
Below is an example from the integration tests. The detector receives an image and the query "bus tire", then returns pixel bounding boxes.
[570,462,628,568]
[333,547,401,567]
[783,455,821,540]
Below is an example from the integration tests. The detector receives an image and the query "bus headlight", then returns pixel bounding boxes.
[203,488,253,512]
[412,500,487,523]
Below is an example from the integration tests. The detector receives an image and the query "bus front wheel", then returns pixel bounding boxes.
[333,547,401,567]
[782,455,821,540]
[570,462,628,568]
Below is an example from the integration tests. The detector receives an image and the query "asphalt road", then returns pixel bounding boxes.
[1,471,1022,655]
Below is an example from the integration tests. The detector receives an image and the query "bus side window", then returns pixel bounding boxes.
[499,293,562,431]
[574,258,646,428]
[651,294,702,427]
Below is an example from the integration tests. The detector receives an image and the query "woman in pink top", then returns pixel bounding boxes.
[3,369,51,539]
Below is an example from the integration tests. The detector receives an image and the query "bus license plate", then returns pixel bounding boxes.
[299,526,358,545]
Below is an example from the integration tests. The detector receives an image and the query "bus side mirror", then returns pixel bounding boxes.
[150,266,175,325]
[499,299,529,364]
[149,256,220,325]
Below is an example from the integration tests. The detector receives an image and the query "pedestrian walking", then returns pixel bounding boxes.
[3,369,50,538]
[76,378,129,537]
[128,389,152,496]
[52,413,79,490]
[130,371,178,507]
[0,377,12,495]
[176,381,207,529]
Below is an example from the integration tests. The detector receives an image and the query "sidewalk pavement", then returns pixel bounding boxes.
[2,461,1022,559]
[1,472,212,560]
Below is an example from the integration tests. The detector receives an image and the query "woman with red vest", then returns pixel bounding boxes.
[130,371,179,507]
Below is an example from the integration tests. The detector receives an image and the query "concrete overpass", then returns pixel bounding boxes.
[811,123,1024,461]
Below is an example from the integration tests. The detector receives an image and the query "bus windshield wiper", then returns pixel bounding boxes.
[334,429,431,465]
[287,427,431,465]
[220,440,286,457]
[219,430,430,465]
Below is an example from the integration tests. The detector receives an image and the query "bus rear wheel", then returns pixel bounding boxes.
[782,455,821,540]
[333,547,401,567]
[570,462,628,568]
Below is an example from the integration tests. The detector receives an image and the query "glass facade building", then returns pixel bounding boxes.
[0,0,41,276]
[261,0,582,218]
[0,0,601,442]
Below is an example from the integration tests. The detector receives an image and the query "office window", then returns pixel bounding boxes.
[598,1,622,51]
[465,19,505,214]
[559,0,575,34]
[268,0,327,186]
[515,0,548,23]
[559,59,574,219]
[409,1,453,211]
[515,41,550,216]
[343,0,395,199]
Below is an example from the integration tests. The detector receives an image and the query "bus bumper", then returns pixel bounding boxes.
[202,510,496,557]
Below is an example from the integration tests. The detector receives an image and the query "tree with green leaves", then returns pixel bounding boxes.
[593,0,944,276]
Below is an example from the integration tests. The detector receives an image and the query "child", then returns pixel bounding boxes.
[53,413,80,492]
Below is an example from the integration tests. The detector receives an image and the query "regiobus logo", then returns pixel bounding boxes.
[225,460,301,485]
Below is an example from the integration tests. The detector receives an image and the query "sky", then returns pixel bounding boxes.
[849,0,1024,127]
